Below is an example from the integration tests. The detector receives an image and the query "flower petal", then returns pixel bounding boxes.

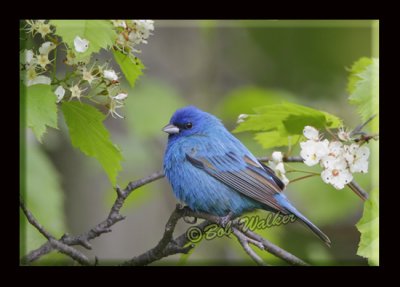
[74,36,89,53]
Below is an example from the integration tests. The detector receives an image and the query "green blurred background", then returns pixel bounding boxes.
[21,20,378,265]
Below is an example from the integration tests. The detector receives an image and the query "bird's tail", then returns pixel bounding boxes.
[275,194,331,247]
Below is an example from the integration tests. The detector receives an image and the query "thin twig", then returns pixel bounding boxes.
[347,180,369,201]
[178,207,309,266]
[22,159,362,266]
[232,227,266,266]
[243,229,309,266]
[23,170,165,264]
[257,156,303,163]
[20,197,90,266]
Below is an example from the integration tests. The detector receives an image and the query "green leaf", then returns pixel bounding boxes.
[234,101,342,149]
[347,57,373,94]
[255,132,301,149]
[21,144,67,264]
[61,102,122,185]
[356,188,379,266]
[23,84,58,142]
[347,58,379,122]
[51,20,116,60]
[216,86,296,121]
[113,50,144,87]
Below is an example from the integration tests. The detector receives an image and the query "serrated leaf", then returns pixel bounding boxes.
[113,50,144,87]
[255,132,301,149]
[356,188,379,266]
[347,57,373,94]
[348,58,379,122]
[23,83,58,142]
[234,102,342,149]
[61,102,122,185]
[51,20,116,60]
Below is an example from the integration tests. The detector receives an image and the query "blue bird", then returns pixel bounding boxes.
[163,106,331,246]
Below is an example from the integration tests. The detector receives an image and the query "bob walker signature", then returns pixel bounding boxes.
[186,213,297,243]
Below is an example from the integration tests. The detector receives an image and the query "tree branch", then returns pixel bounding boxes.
[21,156,363,266]
[232,227,267,266]
[121,205,195,266]
[22,170,164,264]
[20,197,90,266]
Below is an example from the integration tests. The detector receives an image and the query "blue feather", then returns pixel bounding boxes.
[163,106,331,246]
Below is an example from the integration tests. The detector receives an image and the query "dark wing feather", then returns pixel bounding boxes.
[186,152,287,214]
[258,162,285,190]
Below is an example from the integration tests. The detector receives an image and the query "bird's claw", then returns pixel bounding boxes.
[219,211,234,228]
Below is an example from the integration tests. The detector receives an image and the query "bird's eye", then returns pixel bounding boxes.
[185,122,193,129]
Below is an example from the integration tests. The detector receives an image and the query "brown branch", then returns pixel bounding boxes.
[180,207,309,266]
[257,156,303,163]
[20,197,90,266]
[232,227,267,266]
[121,204,195,266]
[121,205,309,266]
[22,157,363,266]
[242,229,309,266]
[22,170,164,264]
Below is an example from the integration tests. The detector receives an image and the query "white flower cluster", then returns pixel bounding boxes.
[54,63,128,117]
[268,151,289,186]
[113,20,154,57]
[300,126,370,190]
[22,20,130,119]
[22,41,56,87]
[25,20,53,39]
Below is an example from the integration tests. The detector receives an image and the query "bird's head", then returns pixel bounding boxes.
[162,106,220,139]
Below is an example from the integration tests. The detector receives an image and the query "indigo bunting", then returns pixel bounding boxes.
[163,106,331,246]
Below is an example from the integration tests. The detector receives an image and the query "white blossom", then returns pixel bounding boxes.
[24,50,35,65]
[237,114,248,124]
[39,41,56,55]
[103,69,118,81]
[74,36,89,53]
[327,141,344,158]
[79,64,99,85]
[36,54,51,69]
[27,75,51,86]
[337,127,351,142]
[69,84,86,101]
[300,139,329,166]
[274,162,290,186]
[36,22,52,39]
[268,151,289,186]
[114,19,154,55]
[113,93,128,101]
[344,144,370,173]
[133,20,154,41]
[321,157,353,189]
[54,86,65,103]
[271,151,283,163]
[303,126,320,141]
[108,99,124,119]
[25,67,51,86]
[111,20,127,28]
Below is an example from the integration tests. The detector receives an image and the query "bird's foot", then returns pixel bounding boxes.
[219,211,234,228]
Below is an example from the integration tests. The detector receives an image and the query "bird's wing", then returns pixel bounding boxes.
[186,151,287,213]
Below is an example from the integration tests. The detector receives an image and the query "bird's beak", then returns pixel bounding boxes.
[162,124,180,134]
